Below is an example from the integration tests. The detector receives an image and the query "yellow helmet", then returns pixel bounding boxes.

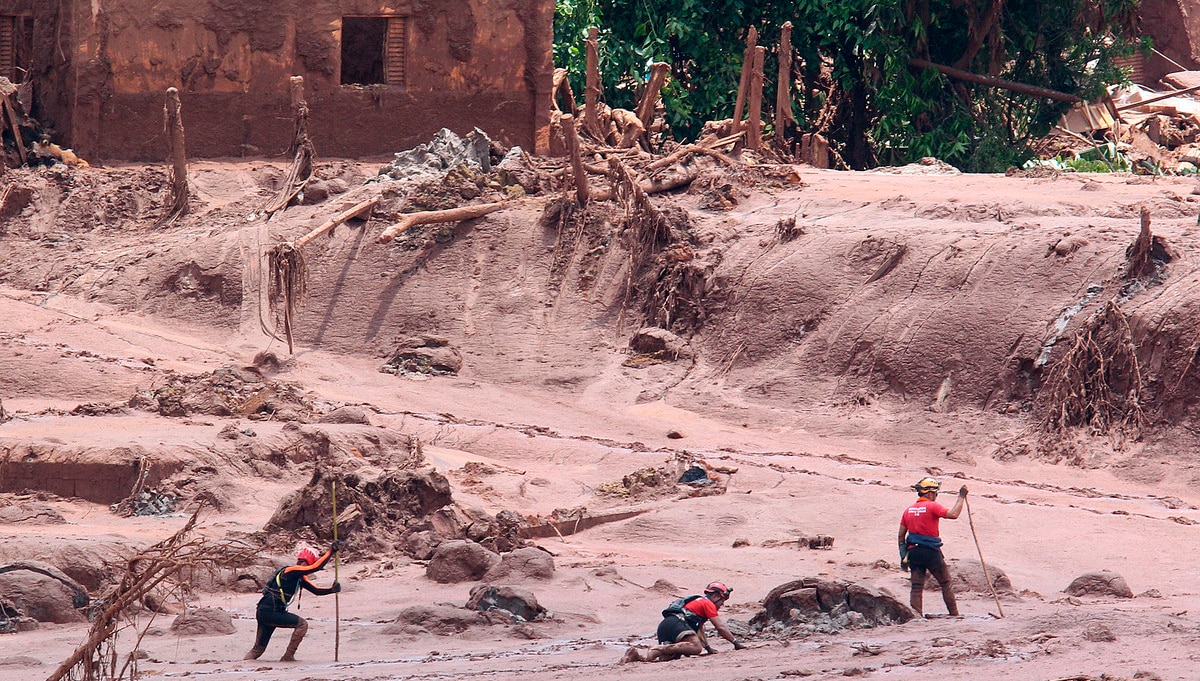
[913,477,940,495]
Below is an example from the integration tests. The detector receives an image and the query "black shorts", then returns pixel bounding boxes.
[656,615,696,644]
[907,544,946,570]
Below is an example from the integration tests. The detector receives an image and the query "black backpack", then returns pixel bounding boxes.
[662,594,702,618]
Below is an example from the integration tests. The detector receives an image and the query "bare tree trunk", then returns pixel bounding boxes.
[747,46,765,150]
[561,114,590,204]
[635,62,671,145]
[732,26,758,133]
[775,22,796,153]
[585,27,603,138]
[378,201,516,243]
[164,87,189,221]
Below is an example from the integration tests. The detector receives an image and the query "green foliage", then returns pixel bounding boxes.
[555,0,1143,171]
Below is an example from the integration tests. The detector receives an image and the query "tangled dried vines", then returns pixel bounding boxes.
[47,506,256,681]
[1038,300,1145,440]
[267,242,307,354]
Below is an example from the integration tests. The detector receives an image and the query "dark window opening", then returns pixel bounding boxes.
[341,16,406,87]
[0,16,34,83]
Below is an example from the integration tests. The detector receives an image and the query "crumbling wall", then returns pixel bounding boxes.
[34,0,553,160]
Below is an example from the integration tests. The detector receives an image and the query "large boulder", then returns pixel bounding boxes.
[749,577,915,637]
[921,558,1013,594]
[0,562,88,624]
[169,607,236,635]
[484,547,555,581]
[1064,571,1134,598]
[426,540,501,583]
[384,604,483,635]
[466,585,547,622]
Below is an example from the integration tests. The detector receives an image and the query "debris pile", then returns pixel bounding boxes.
[128,367,317,422]
[0,76,88,169]
[597,454,737,500]
[264,466,531,560]
[747,577,916,639]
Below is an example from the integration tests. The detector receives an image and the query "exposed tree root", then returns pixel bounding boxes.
[1038,300,1145,441]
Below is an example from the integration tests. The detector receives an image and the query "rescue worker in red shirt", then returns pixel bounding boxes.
[898,477,967,617]
[244,542,341,661]
[621,581,745,662]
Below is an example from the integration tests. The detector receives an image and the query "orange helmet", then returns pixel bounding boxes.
[296,547,318,565]
[705,581,732,599]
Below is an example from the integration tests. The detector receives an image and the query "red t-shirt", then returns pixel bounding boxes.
[684,597,719,621]
[900,499,948,537]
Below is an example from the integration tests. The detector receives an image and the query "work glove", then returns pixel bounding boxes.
[331,581,342,593]
[899,541,910,570]
[330,540,343,554]
[900,557,909,570]
[732,641,746,650]
[958,485,969,497]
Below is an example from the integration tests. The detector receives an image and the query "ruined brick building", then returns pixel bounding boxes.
[0,0,553,161]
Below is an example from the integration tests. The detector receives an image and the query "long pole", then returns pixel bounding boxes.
[332,480,340,660]
[964,495,1004,618]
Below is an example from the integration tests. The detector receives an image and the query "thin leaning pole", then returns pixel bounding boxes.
[332,480,341,660]
[964,494,1004,618]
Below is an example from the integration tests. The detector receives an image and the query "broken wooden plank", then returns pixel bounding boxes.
[295,196,378,248]
[518,508,650,539]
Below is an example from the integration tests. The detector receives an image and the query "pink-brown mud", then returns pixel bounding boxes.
[2,160,1200,680]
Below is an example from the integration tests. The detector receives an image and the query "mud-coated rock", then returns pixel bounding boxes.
[384,604,483,634]
[318,406,372,424]
[426,540,501,583]
[629,327,691,360]
[1064,571,1134,598]
[466,585,546,622]
[751,577,916,631]
[484,547,555,581]
[0,566,87,623]
[169,607,236,635]
[923,558,1013,594]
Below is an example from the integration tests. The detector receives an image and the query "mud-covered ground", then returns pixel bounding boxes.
[3,157,1200,680]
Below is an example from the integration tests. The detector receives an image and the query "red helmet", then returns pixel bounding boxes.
[705,581,732,598]
[296,547,318,565]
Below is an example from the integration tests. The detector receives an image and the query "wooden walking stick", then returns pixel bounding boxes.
[332,479,341,660]
[964,494,1005,618]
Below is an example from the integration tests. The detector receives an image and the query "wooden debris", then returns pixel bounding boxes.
[585,27,603,138]
[747,46,765,150]
[775,22,796,152]
[295,197,378,249]
[732,26,759,133]
[518,508,650,539]
[561,114,590,204]
[612,107,645,149]
[636,62,671,144]
[377,201,516,244]
[263,76,315,218]
[163,87,189,223]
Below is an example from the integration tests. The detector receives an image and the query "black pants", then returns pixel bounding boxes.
[907,545,958,616]
[254,605,302,648]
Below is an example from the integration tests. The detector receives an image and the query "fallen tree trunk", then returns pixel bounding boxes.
[295,197,378,249]
[377,201,514,243]
[909,58,1081,103]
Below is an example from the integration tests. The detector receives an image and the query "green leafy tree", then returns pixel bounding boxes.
[554,0,1142,171]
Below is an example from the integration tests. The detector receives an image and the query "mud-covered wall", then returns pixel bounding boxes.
[1137,0,1200,83]
[28,0,553,161]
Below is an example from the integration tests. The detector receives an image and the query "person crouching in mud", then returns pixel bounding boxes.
[244,541,341,661]
[899,477,967,617]
[622,581,745,662]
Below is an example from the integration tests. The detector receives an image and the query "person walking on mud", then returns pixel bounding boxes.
[244,542,342,661]
[899,478,967,617]
[621,581,745,663]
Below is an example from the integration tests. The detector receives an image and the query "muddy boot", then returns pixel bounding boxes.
[620,647,643,663]
[243,646,265,661]
[279,617,308,662]
[909,578,924,616]
[941,583,959,617]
